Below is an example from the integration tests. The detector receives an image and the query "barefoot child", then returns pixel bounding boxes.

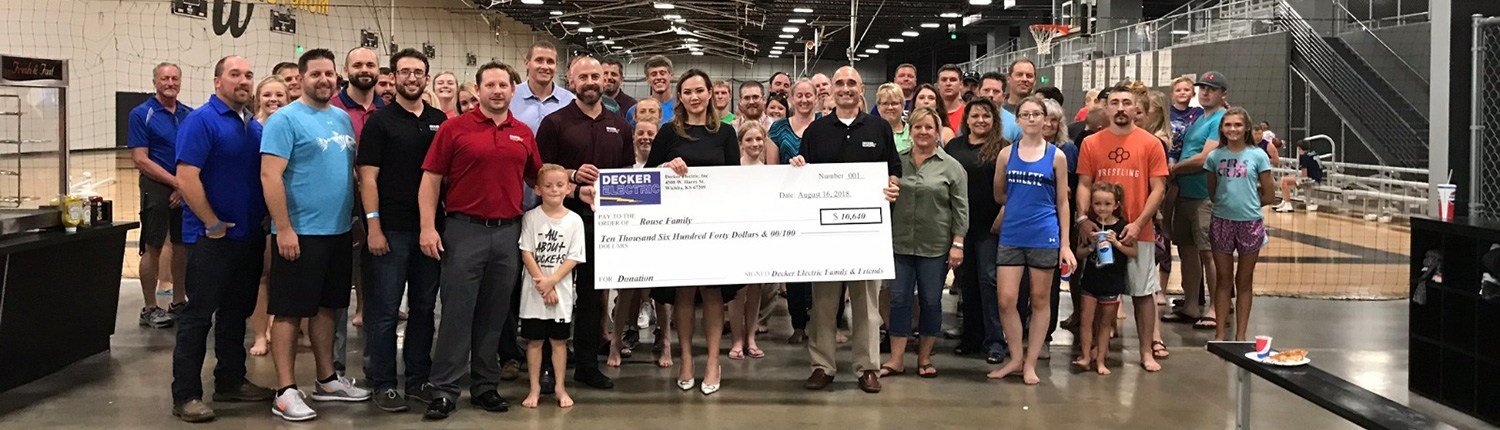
[1205,107,1275,341]
[519,164,586,408]
[1071,182,1136,375]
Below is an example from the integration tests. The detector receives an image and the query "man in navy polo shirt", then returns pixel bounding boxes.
[328,46,386,378]
[129,62,191,329]
[419,61,541,420]
[169,55,275,423]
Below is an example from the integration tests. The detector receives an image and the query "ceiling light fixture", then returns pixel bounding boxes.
[940,12,961,18]
[663,14,681,20]
[793,7,813,13]
[874,44,889,49]
[521,0,542,4]
[789,18,807,24]
[774,40,788,44]
[902,30,919,37]
[562,20,579,25]
[601,40,615,44]
[577,27,594,33]
[653,2,674,9]
[782,26,799,33]
[685,37,698,42]
[921,22,940,28]
[779,34,794,39]
[865,48,879,54]
[549,10,562,16]
[889,38,905,42]
[1171,29,1190,35]
[969,0,992,5]
[858,53,870,58]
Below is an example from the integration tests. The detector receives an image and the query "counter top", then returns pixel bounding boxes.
[0,222,138,255]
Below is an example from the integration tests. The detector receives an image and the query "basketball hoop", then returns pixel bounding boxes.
[1029,24,1071,56]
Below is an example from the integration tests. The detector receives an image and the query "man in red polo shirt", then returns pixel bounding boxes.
[417,61,541,420]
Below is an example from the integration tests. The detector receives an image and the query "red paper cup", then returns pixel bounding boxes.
[1254,335,1273,358]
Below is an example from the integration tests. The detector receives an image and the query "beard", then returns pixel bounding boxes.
[349,73,377,90]
[577,83,602,105]
[1113,112,1133,126]
[308,82,335,104]
[397,84,425,102]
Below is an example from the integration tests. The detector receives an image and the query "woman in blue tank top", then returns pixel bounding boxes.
[988,96,1076,385]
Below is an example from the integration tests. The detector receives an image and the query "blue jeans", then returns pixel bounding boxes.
[171,237,264,404]
[362,230,441,390]
[958,234,1004,355]
[889,254,946,337]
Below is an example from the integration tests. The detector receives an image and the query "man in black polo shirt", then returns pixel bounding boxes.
[356,48,447,412]
[534,55,632,390]
[789,66,900,394]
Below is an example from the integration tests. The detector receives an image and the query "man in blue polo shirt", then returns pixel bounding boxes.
[261,48,370,422]
[169,55,275,423]
[129,62,191,329]
[511,40,574,132]
[1169,71,1229,328]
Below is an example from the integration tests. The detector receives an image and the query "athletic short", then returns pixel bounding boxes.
[996,244,1060,269]
[1080,290,1122,304]
[1171,198,1213,251]
[1125,245,1161,297]
[268,232,354,317]
[520,318,571,341]
[1210,217,1267,255]
[138,176,183,251]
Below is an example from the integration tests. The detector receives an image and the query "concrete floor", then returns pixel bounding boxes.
[0,281,1494,429]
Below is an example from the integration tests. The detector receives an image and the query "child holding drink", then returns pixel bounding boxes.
[1072,182,1136,375]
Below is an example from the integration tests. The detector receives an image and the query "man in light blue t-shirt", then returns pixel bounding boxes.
[259,48,369,422]
[1165,71,1229,328]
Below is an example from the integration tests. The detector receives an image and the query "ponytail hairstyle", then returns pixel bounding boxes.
[1090,181,1128,223]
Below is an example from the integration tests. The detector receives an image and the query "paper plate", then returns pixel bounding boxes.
[1245,351,1311,367]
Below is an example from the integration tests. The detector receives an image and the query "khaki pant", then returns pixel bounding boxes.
[808,280,882,375]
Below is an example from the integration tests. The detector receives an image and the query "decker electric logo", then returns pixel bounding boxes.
[598,171,662,206]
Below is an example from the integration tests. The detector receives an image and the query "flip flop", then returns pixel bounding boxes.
[1193,317,1218,330]
[747,346,766,359]
[918,364,938,379]
[1151,340,1170,359]
[728,349,745,360]
[879,365,905,377]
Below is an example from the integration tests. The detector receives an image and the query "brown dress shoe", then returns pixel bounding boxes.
[803,369,834,390]
[858,370,882,393]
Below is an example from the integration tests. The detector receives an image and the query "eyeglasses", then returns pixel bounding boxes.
[1018,111,1046,120]
[397,69,427,78]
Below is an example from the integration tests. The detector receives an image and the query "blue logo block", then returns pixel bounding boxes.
[598,171,662,206]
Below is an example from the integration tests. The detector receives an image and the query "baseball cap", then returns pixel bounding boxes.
[1196,71,1228,90]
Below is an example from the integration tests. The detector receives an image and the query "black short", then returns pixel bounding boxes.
[268,232,353,317]
[138,176,183,251]
[520,318,571,341]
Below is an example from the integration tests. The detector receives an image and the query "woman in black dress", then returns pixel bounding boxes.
[645,69,741,396]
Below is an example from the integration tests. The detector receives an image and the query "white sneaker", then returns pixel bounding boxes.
[272,389,317,422]
[638,301,654,328]
[1273,202,1294,213]
[1305,204,1319,212]
[310,375,371,402]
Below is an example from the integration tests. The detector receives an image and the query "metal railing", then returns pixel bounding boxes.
[1271,137,1429,220]
[1280,2,1427,167]
[1331,0,1427,86]
[961,0,1279,73]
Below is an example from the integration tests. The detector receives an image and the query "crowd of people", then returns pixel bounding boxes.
[125,41,1307,424]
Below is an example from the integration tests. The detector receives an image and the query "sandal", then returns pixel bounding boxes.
[1151,340,1170,359]
[747,346,765,359]
[918,364,938,379]
[879,365,905,377]
[620,346,633,359]
[1193,317,1218,330]
[728,348,745,360]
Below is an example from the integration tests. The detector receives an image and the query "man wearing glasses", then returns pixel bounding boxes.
[355,48,449,412]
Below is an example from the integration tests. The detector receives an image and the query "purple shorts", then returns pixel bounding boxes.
[1210,217,1266,255]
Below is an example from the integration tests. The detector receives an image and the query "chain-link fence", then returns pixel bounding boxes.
[1473,15,1500,222]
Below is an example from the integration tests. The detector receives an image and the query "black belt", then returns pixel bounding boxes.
[449,213,520,227]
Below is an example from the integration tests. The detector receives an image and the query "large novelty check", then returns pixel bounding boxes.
[592,162,895,289]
